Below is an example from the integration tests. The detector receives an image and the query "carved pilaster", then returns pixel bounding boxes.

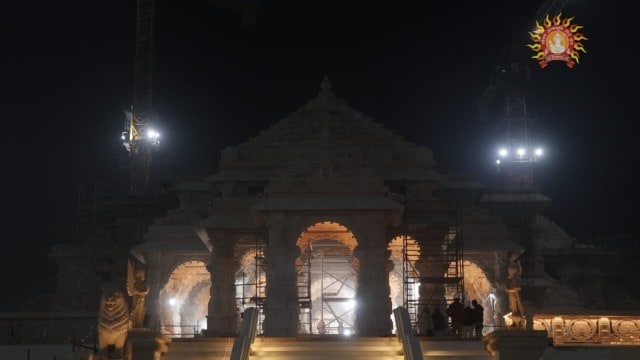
[484,329,549,360]
[262,244,301,336]
[205,235,240,336]
[353,243,393,336]
[128,329,171,360]
[145,253,162,330]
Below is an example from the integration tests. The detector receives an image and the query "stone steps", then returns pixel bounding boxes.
[248,336,403,360]
[160,336,493,360]
[163,338,235,360]
[419,339,492,359]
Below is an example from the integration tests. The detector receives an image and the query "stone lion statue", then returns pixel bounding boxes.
[95,289,132,359]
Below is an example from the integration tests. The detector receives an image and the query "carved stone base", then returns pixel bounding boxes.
[127,329,171,360]
[484,329,549,360]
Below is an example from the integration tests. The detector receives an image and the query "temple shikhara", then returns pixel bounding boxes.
[2,79,639,360]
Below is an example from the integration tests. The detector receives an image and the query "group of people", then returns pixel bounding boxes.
[443,297,484,339]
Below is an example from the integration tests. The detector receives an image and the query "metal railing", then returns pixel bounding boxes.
[230,307,259,360]
[393,306,424,360]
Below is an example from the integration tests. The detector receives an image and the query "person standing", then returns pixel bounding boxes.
[446,297,464,337]
[431,306,447,336]
[317,319,326,335]
[471,299,485,339]
[463,302,475,338]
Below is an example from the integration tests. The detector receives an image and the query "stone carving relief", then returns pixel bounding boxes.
[533,315,640,346]
[127,260,150,328]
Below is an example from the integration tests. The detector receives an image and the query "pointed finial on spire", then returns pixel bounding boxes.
[320,76,332,92]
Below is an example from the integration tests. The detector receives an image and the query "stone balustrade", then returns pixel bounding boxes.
[532,313,640,346]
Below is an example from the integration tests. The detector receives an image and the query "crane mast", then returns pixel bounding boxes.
[123,0,159,195]
[490,0,568,187]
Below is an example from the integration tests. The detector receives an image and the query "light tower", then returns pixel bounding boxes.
[493,63,544,188]
[121,0,160,195]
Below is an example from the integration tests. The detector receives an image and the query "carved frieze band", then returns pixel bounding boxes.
[532,315,640,346]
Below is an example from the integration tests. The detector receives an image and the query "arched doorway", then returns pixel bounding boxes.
[296,221,358,335]
[462,260,497,335]
[160,261,210,337]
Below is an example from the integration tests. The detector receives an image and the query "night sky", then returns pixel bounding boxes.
[1,1,636,310]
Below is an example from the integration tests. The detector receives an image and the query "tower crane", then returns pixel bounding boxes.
[122,0,158,195]
[121,0,262,195]
[484,0,568,188]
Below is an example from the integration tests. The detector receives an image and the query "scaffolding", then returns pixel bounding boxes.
[298,241,356,335]
[298,249,312,334]
[403,197,465,333]
[236,239,266,334]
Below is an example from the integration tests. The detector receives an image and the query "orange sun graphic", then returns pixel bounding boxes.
[527,13,588,68]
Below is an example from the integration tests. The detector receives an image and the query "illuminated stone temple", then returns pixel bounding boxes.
[125,78,586,337]
[4,79,639,359]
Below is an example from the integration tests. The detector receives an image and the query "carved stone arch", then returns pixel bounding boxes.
[458,258,500,332]
[295,220,358,252]
[158,255,209,290]
[159,259,210,333]
[463,254,498,286]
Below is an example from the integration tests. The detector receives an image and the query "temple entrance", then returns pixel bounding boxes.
[296,221,358,335]
[461,260,497,334]
[159,261,210,337]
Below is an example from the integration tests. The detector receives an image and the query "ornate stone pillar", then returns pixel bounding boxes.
[353,240,393,336]
[145,252,163,330]
[262,244,300,336]
[493,251,512,328]
[128,329,171,360]
[484,329,549,360]
[262,213,301,336]
[205,235,240,336]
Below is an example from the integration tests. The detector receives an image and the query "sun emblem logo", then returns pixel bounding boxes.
[527,13,588,68]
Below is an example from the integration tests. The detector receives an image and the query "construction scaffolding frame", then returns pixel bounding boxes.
[403,199,465,334]
[298,241,356,335]
[236,239,266,334]
[298,248,312,334]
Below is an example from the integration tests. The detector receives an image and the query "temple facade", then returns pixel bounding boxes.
[125,78,573,338]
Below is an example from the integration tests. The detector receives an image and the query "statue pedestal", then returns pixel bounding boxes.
[484,329,549,360]
[127,329,171,360]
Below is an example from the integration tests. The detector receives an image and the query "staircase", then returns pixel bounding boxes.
[160,336,492,360]
[248,336,403,360]
[163,338,235,360]
[419,339,492,360]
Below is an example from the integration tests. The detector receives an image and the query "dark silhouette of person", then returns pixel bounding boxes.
[431,306,447,336]
[446,297,464,337]
[463,302,475,338]
[471,299,485,338]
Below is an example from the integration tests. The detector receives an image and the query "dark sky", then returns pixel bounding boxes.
[1,1,636,310]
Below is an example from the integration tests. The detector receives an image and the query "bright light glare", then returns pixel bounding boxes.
[169,298,177,306]
[346,299,356,309]
[498,148,508,157]
[535,148,543,156]
[147,129,160,139]
[517,148,526,156]
[344,329,352,336]
[496,159,501,165]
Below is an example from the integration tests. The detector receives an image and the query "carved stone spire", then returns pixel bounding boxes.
[318,76,335,98]
[320,76,332,92]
